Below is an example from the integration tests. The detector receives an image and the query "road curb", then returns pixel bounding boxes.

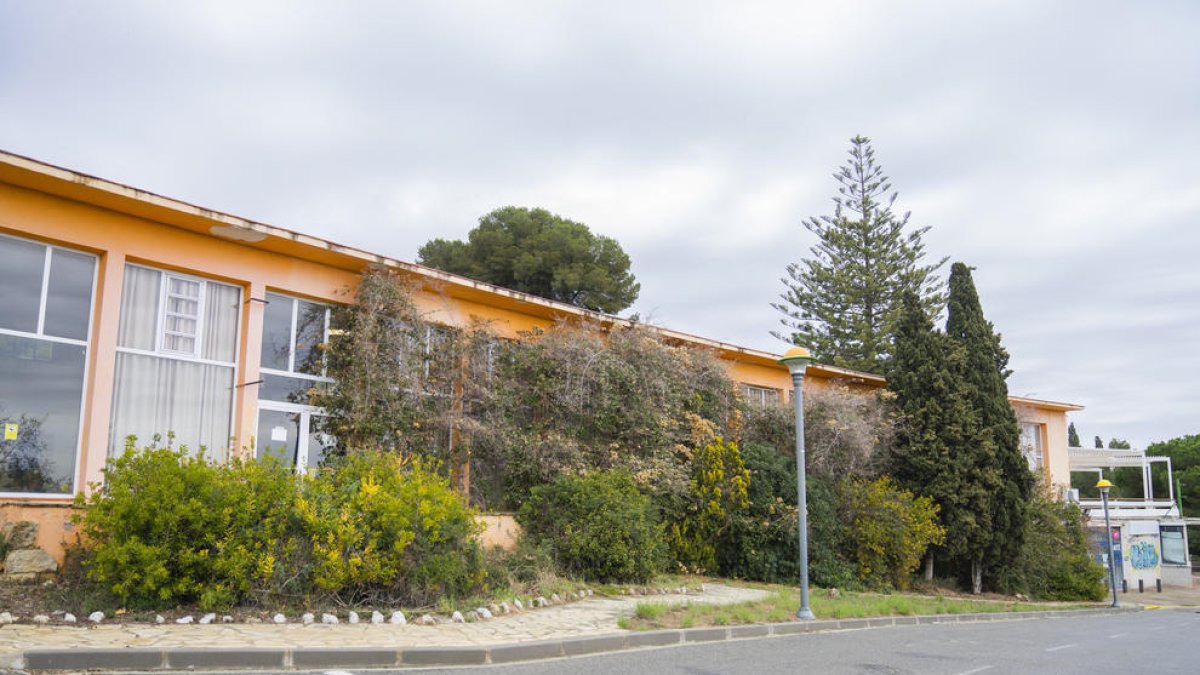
[18,606,1141,671]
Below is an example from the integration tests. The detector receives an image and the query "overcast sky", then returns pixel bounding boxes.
[2,1,1197,448]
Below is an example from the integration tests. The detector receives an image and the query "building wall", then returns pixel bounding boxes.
[1013,403,1072,489]
[0,165,1082,565]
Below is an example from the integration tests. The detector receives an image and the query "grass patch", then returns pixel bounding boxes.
[619,582,1098,631]
[634,603,669,620]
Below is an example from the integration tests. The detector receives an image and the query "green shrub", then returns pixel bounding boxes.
[518,470,665,583]
[76,443,297,610]
[839,477,945,590]
[300,452,485,605]
[76,445,486,610]
[667,436,750,573]
[992,484,1106,601]
[716,446,855,587]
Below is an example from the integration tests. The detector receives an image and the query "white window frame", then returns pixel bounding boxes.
[1020,422,1045,471]
[258,292,334,391]
[740,384,781,408]
[158,274,205,357]
[257,293,334,475]
[254,400,333,475]
[113,264,242,454]
[0,233,97,499]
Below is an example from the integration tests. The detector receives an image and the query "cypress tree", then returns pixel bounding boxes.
[1067,422,1080,447]
[888,292,997,581]
[772,136,946,373]
[945,263,1032,593]
[1095,436,1104,449]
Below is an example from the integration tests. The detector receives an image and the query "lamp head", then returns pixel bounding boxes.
[778,346,815,375]
[1095,478,1114,495]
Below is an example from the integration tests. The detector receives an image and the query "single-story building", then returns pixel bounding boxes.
[0,149,1081,565]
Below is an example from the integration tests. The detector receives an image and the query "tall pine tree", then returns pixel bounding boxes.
[945,263,1032,593]
[773,136,947,373]
[888,292,998,581]
[1067,422,1080,447]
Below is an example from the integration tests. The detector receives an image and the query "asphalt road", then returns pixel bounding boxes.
[400,609,1199,675]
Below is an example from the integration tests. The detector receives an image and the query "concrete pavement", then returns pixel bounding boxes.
[2,579,1190,672]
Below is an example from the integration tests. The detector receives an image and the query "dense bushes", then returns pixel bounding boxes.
[298,452,484,605]
[992,484,1106,601]
[518,470,665,583]
[666,436,750,573]
[76,445,484,610]
[838,477,945,590]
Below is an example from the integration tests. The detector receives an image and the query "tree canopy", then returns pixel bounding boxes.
[418,206,640,314]
[772,135,946,373]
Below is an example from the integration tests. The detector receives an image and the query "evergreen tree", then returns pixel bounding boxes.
[888,292,997,581]
[772,135,947,373]
[1067,422,1080,447]
[419,206,640,313]
[1094,436,1104,449]
[1107,438,1132,449]
[945,263,1032,593]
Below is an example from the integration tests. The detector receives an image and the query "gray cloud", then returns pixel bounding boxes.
[2,0,1197,447]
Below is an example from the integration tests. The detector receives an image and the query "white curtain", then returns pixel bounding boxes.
[110,270,240,458]
[202,282,240,362]
[117,266,160,351]
[109,353,234,457]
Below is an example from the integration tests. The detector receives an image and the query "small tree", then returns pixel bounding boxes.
[772,135,946,373]
[1068,422,1080,447]
[1095,436,1104,449]
[838,476,945,590]
[1108,438,1132,449]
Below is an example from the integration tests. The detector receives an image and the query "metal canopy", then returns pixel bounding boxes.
[1067,448,1170,470]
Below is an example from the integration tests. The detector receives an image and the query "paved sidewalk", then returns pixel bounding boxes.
[0,584,768,669]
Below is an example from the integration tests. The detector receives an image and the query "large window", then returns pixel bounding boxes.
[109,265,240,456]
[1019,422,1044,471]
[0,234,95,494]
[256,292,334,473]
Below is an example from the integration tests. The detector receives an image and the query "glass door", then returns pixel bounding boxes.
[255,403,333,474]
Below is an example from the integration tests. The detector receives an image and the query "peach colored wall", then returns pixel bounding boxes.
[1013,404,1071,490]
[0,504,81,563]
[476,514,520,551]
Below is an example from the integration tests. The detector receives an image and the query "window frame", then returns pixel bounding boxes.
[258,292,334,394]
[1160,525,1188,566]
[0,232,97,499]
[256,293,334,475]
[158,274,205,357]
[112,263,242,456]
[740,384,781,408]
[1019,421,1045,471]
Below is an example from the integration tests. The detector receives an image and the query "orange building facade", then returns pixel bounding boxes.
[0,150,1079,561]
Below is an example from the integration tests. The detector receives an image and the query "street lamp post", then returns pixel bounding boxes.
[779,346,816,620]
[1096,479,1120,608]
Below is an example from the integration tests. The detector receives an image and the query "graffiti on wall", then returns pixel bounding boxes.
[1128,537,1160,571]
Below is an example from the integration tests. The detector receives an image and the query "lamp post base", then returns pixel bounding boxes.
[796,608,815,620]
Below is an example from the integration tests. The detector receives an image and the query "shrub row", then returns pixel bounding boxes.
[76,445,484,610]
